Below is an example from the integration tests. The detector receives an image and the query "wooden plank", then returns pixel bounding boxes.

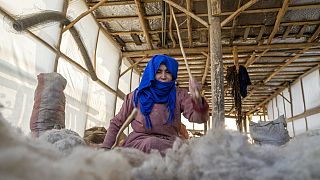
[134,0,153,49]
[287,106,320,122]
[267,0,290,44]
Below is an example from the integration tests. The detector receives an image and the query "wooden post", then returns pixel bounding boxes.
[54,0,69,72]
[209,0,225,128]
[300,79,309,131]
[288,83,296,136]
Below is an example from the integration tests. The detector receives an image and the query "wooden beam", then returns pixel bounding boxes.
[122,42,320,57]
[163,0,209,28]
[245,49,268,67]
[282,25,292,39]
[287,106,320,122]
[187,0,193,47]
[63,0,108,32]
[296,24,307,39]
[229,0,242,45]
[267,0,290,44]
[221,0,260,27]
[131,33,142,45]
[264,25,320,83]
[108,20,320,36]
[134,0,153,49]
[243,27,250,40]
[248,83,288,114]
[201,52,209,85]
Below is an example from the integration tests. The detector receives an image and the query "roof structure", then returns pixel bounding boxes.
[86,0,320,117]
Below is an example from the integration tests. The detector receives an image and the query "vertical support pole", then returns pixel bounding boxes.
[113,54,123,117]
[300,79,308,131]
[288,83,296,136]
[209,0,225,129]
[127,68,134,135]
[282,92,287,118]
[263,106,266,121]
[272,98,275,120]
[54,0,69,72]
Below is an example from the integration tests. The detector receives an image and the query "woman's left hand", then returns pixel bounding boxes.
[189,79,203,106]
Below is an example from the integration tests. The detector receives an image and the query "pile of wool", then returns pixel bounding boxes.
[38,129,85,154]
[1,112,320,180]
[0,114,132,180]
[133,129,320,180]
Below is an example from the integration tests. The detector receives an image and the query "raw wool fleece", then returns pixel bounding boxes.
[38,129,86,155]
[1,112,320,180]
[133,129,320,180]
[0,114,132,180]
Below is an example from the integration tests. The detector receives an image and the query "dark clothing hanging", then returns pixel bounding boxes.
[239,65,251,98]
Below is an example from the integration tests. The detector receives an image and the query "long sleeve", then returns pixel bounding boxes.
[178,88,209,123]
[101,93,134,149]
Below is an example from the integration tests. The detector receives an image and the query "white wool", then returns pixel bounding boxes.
[1,113,320,180]
[38,129,86,154]
[0,114,132,180]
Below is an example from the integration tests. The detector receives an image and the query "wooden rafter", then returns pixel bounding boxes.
[108,20,320,36]
[221,0,260,27]
[187,0,193,47]
[229,0,242,45]
[267,0,290,44]
[244,49,268,68]
[264,25,320,83]
[282,25,292,39]
[163,0,209,28]
[63,0,108,32]
[123,42,320,57]
[134,0,153,49]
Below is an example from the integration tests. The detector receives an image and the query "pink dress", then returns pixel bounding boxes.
[101,88,209,153]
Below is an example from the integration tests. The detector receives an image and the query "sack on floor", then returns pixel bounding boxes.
[249,115,290,146]
[30,72,67,137]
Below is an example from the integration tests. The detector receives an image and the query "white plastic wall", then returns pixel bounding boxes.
[0,0,64,134]
[266,67,320,136]
[0,0,122,136]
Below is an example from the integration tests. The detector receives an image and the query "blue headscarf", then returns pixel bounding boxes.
[134,54,179,129]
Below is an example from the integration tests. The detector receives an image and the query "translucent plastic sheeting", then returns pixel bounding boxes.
[58,59,90,136]
[61,0,99,68]
[95,28,121,89]
[302,70,320,109]
[276,94,285,118]
[86,80,116,130]
[0,0,64,47]
[293,118,307,135]
[131,71,140,90]
[291,81,304,116]
[0,0,64,134]
[287,122,294,137]
[272,98,279,120]
[118,61,132,94]
[282,88,292,118]
[267,100,274,121]
[307,114,320,130]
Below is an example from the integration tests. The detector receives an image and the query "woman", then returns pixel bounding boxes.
[101,54,209,153]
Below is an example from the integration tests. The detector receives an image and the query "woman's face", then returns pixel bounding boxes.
[155,64,173,82]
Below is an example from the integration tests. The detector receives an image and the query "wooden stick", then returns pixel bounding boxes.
[171,6,200,99]
[111,108,138,149]
[164,0,208,28]
[221,0,260,27]
[120,56,146,77]
[267,0,290,44]
[63,0,108,32]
